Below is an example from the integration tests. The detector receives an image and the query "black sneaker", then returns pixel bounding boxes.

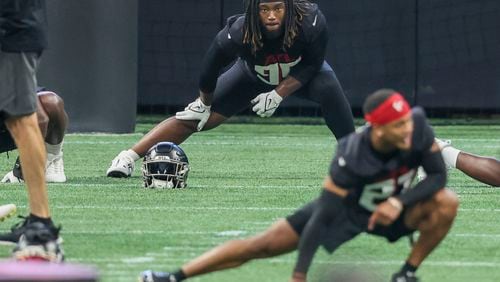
[139,270,176,282]
[12,221,64,262]
[391,271,420,282]
[12,156,23,179]
[0,215,30,246]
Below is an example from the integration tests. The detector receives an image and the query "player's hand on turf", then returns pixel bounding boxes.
[367,197,403,230]
[251,90,283,117]
[176,98,211,131]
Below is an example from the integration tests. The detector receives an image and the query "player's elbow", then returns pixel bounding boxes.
[436,171,447,190]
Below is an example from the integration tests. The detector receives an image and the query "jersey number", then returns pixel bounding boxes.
[358,170,416,211]
[255,57,302,85]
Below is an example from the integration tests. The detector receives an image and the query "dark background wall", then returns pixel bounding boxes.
[138,0,500,114]
[38,0,138,133]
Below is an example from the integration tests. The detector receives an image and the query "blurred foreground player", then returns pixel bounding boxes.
[290,90,458,282]
[138,90,458,282]
[1,88,68,183]
[107,0,354,177]
[0,0,63,261]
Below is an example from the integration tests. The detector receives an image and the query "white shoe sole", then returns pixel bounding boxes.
[0,204,16,222]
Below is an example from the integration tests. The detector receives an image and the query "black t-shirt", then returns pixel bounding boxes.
[199,3,328,93]
[0,0,48,52]
[330,107,436,212]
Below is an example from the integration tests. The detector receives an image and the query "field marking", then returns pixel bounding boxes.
[63,141,337,146]
[47,183,319,189]
[48,230,500,239]
[61,140,500,148]
[65,132,500,141]
[12,203,500,212]
[31,204,500,213]
[72,258,500,268]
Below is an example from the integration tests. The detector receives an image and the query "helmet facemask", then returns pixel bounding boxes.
[142,142,189,189]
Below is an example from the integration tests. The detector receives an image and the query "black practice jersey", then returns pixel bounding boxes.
[330,107,441,212]
[199,3,328,93]
[0,0,47,52]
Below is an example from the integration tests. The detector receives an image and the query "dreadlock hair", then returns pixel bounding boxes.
[363,89,398,116]
[243,0,311,55]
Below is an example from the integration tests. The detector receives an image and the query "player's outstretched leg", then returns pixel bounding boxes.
[436,138,500,186]
[107,113,227,178]
[392,189,459,281]
[139,219,299,281]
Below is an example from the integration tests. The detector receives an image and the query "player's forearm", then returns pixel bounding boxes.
[275,76,302,98]
[199,90,213,106]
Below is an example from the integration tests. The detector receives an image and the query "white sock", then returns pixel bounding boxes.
[441,146,460,168]
[124,149,140,161]
[45,141,63,156]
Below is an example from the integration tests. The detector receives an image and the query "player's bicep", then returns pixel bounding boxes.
[199,28,238,92]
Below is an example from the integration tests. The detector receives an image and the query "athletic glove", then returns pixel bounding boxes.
[251,90,283,118]
[176,98,211,131]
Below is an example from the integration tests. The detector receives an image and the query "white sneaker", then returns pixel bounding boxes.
[46,153,67,183]
[0,204,16,222]
[1,171,24,183]
[106,150,135,178]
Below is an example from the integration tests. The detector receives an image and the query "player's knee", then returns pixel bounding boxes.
[36,110,49,130]
[39,92,65,114]
[245,233,279,258]
[315,79,338,97]
[434,189,459,220]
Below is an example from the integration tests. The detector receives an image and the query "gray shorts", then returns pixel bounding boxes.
[0,52,39,118]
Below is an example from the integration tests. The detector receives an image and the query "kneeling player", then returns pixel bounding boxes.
[139,90,459,282]
[1,87,68,183]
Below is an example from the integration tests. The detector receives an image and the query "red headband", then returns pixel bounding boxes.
[364,93,411,125]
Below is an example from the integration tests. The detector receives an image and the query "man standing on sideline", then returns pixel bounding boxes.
[0,0,63,261]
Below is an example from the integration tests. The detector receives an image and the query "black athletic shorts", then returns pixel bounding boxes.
[286,198,415,253]
[211,59,334,117]
[0,121,16,153]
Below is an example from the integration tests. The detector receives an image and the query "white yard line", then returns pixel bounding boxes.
[22,204,500,213]
[72,258,500,268]
[55,230,500,239]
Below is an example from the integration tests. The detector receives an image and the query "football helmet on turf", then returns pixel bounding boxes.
[142,142,189,189]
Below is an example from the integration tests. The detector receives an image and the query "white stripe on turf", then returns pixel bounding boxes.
[49,230,500,239]
[73,258,500,268]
